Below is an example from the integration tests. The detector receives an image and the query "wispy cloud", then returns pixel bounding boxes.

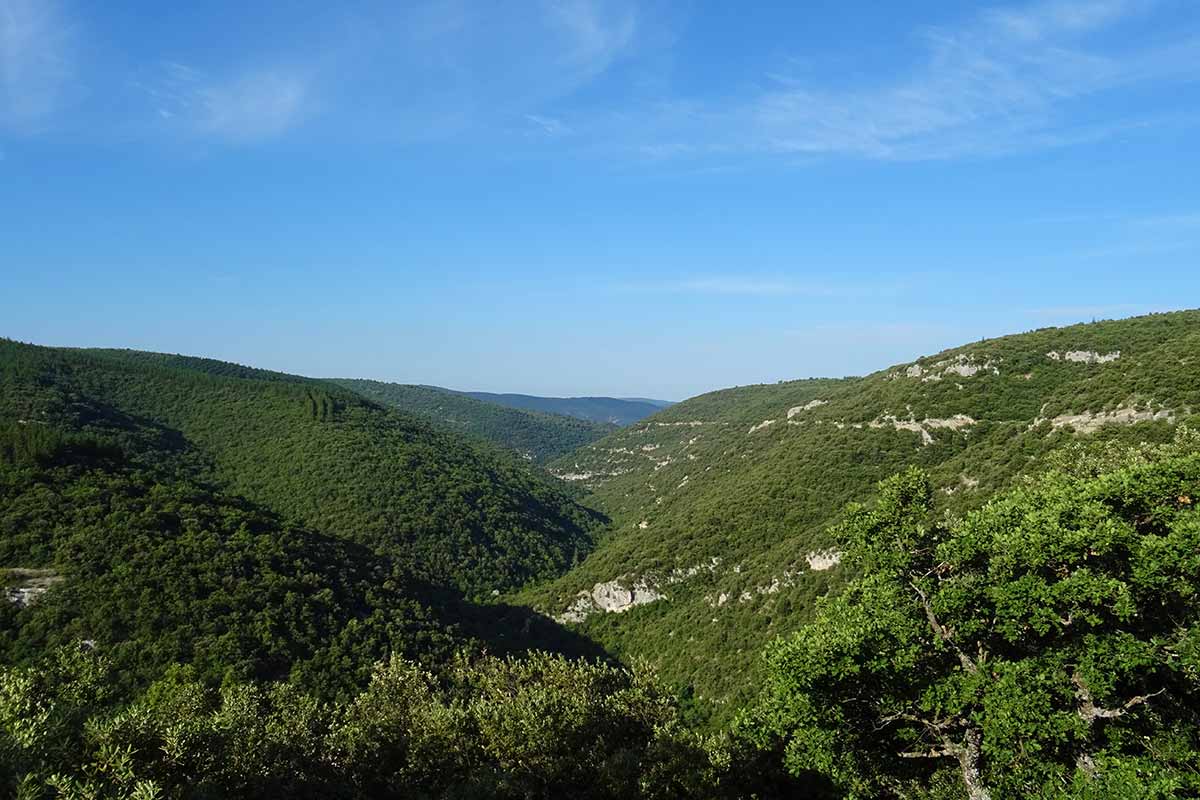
[0,0,73,130]
[543,0,638,80]
[619,276,900,298]
[750,0,1169,159]
[144,62,313,142]
[1130,211,1200,229]
[595,0,1199,162]
[525,113,572,136]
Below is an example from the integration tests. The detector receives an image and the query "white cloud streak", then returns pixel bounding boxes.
[606,0,1199,162]
[146,62,313,142]
[621,276,899,298]
[752,0,1154,159]
[0,0,72,130]
[543,0,637,80]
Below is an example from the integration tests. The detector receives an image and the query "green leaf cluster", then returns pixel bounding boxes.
[750,431,1200,798]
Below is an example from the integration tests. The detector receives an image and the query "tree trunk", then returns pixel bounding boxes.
[956,728,991,800]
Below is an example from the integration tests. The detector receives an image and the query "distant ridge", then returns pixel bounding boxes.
[459,391,671,426]
[333,379,616,463]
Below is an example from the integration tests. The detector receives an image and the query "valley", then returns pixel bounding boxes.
[3,309,1199,798]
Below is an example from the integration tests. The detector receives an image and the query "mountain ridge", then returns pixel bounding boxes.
[458,391,672,426]
[332,379,617,463]
[527,309,1200,719]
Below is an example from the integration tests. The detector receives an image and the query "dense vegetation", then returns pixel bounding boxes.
[0,647,796,800]
[533,311,1200,719]
[461,392,670,427]
[0,341,602,596]
[333,380,617,464]
[4,311,1200,797]
[0,434,603,697]
[746,433,1200,799]
[4,431,1199,798]
[0,338,615,716]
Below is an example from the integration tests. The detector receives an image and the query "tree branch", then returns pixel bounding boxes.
[1072,672,1165,724]
[910,581,978,674]
[899,744,960,759]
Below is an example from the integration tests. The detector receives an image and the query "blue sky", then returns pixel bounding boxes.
[2,0,1199,400]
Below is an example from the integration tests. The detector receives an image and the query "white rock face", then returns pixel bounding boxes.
[894,355,999,382]
[787,399,828,419]
[868,414,976,446]
[556,578,666,624]
[805,550,842,571]
[943,475,981,495]
[556,471,597,481]
[1042,407,1174,433]
[2,569,62,608]
[747,419,777,434]
[1047,350,1120,364]
[559,558,726,622]
[4,587,48,607]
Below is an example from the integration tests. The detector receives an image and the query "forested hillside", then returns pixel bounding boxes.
[6,423,1198,799]
[531,310,1200,719]
[1,342,602,595]
[462,392,670,426]
[0,339,611,703]
[3,312,1199,798]
[333,379,616,463]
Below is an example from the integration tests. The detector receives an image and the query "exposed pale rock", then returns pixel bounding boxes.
[787,399,828,419]
[868,414,976,446]
[805,550,842,571]
[894,355,999,382]
[1041,406,1174,433]
[748,419,777,434]
[1047,350,1120,364]
[556,472,596,481]
[556,578,666,624]
[554,468,630,482]
[2,569,62,608]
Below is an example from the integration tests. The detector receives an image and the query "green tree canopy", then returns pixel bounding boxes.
[745,432,1200,799]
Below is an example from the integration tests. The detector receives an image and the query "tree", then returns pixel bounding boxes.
[744,432,1200,799]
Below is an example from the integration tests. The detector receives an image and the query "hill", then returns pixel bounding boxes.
[461,392,671,426]
[332,380,616,463]
[528,310,1200,720]
[0,340,607,693]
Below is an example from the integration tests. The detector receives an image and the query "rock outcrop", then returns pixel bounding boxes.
[557,578,666,624]
[1046,350,1120,364]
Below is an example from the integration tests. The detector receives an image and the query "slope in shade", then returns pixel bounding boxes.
[0,340,604,596]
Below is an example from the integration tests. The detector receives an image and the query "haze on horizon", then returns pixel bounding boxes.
[3,0,1199,400]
